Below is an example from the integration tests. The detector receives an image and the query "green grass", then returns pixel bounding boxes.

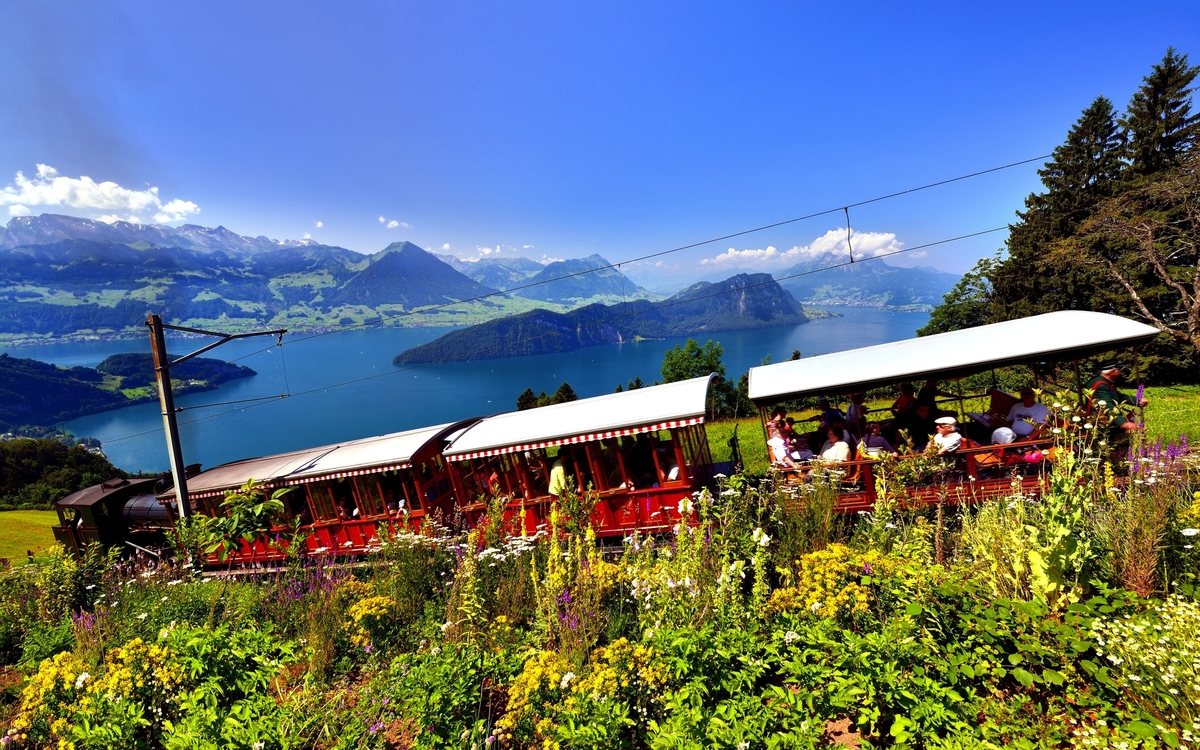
[0,510,59,562]
[706,418,769,475]
[1144,385,1200,443]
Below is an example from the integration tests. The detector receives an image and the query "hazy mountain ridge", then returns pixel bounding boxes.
[396,273,808,364]
[0,216,509,338]
[774,253,959,308]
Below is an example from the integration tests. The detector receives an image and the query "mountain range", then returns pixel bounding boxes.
[396,273,808,364]
[773,255,958,308]
[0,215,646,339]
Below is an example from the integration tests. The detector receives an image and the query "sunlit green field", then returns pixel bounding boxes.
[0,510,58,562]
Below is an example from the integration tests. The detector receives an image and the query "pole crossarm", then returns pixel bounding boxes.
[146,323,288,370]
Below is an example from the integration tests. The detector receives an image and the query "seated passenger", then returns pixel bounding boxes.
[789,436,814,462]
[819,428,851,462]
[817,398,845,433]
[891,382,917,416]
[897,402,938,450]
[548,454,572,497]
[1007,387,1049,438]
[768,431,798,469]
[828,417,858,455]
[859,422,896,457]
[933,416,963,455]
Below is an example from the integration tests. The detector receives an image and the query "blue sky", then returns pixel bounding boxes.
[1,0,1198,285]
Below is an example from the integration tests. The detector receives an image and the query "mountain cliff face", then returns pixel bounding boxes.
[395,273,808,364]
[434,255,546,291]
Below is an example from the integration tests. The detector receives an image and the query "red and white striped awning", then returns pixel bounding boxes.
[444,375,715,461]
[450,417,704,461]
[163,424,454,501]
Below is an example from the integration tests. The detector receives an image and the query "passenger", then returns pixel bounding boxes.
[845,393,868,437]
[768,432,798,469]
[891,382,917,416]
[917,379,952,409]
[789,435,814,462]
[1006,387,1050,438]
[819,427,851,462]
[1087,363,1149,432]
[933,416,962,455]
[859,422,896,457]
[817,397,845,433]
[897,402,938,450]
[482,461,503,495]
[548,453,571,497]
[828,416,858,456]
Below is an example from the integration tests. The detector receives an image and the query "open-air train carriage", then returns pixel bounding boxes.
[747,311,1162,512]
[159,419,477,562]
[442,375,718,537]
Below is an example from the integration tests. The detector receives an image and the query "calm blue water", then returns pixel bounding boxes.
[11,307,928,472]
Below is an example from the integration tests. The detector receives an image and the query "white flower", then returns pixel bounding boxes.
[74,672,90,689]
[137,613,148,620]
[161,596,168,602]
[440,621,453,633]
[1183,529,1199,537]
[1072,416,1081,423]
[253,743,265,750]
[85,584,95,590]
[678,497,693,516]
[560,671,575,689]
[783,630,801,645]
[810,601,822,613]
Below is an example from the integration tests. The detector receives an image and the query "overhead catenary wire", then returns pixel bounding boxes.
[281,153,1050,346]
[98,225,1005,443]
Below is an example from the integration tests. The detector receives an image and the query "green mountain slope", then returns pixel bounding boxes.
[396,273,807,364]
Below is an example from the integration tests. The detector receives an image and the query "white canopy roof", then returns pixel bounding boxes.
[748,311,1161,405]
[444,375,715,460]
[163,422,460,499]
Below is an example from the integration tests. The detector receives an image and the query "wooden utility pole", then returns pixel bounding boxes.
[148,314,191,517]
[146,315,287,519]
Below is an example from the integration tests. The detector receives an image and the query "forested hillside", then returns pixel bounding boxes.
[921,49,1200,382]
[397,273,807,363]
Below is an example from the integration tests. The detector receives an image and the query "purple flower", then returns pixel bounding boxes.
[863,562,873,576]
[1135,383,1145,404]
[368,721,385,734]
[364,643,374,654]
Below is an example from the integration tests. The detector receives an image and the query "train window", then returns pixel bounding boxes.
[330,480,357,520]
[279,487,311,526]
[354,477,386,518]
[306,483,338,522]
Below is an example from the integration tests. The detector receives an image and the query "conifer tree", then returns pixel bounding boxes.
[1121,48,1200,176]
[550,382,578,404]
[516,388,539,411]
[990,97,1126,321]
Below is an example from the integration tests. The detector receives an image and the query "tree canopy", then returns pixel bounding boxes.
[923,48,1200,381]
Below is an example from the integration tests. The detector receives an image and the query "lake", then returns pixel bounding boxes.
[13,307,928,472]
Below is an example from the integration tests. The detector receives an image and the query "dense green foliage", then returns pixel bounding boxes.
[0,354,125,431]
[0,439,124,511]
[0,351,254,433]
[516,382,580,410]
[923,48,1200,382]
[2,413,1197,749]
[395,274,808,365]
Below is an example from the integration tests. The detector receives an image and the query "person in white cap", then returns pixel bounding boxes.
[933,416,962,455]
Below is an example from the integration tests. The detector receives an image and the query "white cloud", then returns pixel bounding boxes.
[303,232,312,239]
[523,244,534,249]
[441,243,450,251]
[379,216,410,230]
[315,221,323,228]
[701,228,903,266]
[98,214,143,224]
[538,255,564,265]
[0,164,200,224]
[378,216,386,224]
[386,220,399,229]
